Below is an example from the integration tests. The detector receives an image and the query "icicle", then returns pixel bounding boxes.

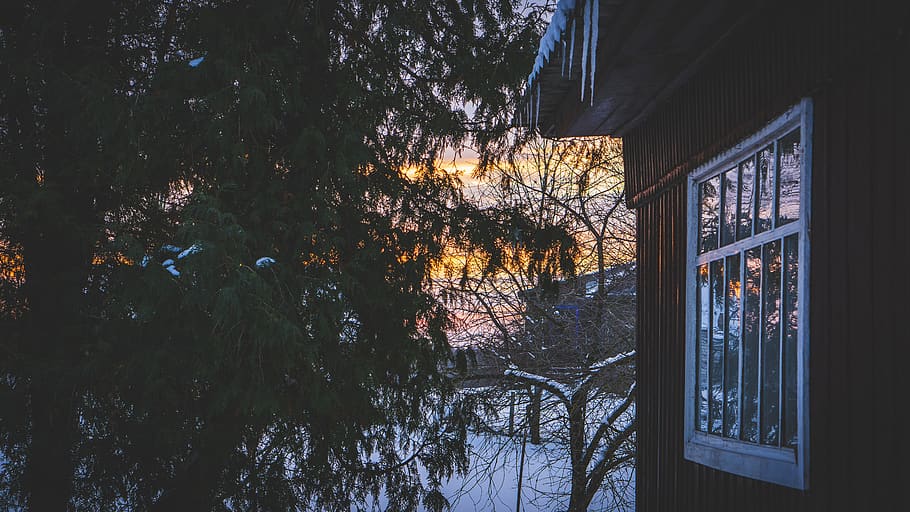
[527,88,532,126]
[569,18,576,77]
[590,0,599,105]
[530,88,534,130]
[561,40,567,77]
[527,1,582,86]
[530,89,534,130]
[580,0,592,102]
[535,82,541,131]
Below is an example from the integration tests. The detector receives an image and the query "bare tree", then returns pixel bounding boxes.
[503,353,636,512]
[443,136,634,355]
[441,136,637,511]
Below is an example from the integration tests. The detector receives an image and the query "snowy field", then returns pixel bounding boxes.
[367,386,636,512]
[440,388,634,512]
[437,433,634,512]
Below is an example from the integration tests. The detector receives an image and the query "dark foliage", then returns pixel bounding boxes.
[0,1,556,510]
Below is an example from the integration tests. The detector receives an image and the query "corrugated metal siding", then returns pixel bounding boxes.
[622,0,910,207]
[626,0,909,510]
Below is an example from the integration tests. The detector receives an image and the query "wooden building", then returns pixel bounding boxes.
[528,0,908,509]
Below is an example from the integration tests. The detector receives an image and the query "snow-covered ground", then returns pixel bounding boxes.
[442,387,634,512]
[438,432,634,512]
[366,386,635,512]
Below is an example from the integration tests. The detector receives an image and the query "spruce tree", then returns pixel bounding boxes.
[0,1,552,510]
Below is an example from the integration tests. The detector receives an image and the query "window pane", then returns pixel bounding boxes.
[738,156,756,240]
[783,235,799,447]
[761,241,782,445]
[724,253,741,439]
[721,168,738,247]
[742,247,762,443]
[777,129,801,225]
[756,145,774,234]
[710,259,725,435]
[697,264,710,432]
[700,176,720,253]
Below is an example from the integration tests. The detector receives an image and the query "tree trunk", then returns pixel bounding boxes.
[595,238,606,328]
[528,386,542,445]
[509,391,515,436]
[21,215,90,512]
[17,13,96,509]
[567,392,588,512]
[149,411,245,512]
[25,382,76,512]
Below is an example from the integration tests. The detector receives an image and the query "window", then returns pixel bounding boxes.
[684,100,810,489]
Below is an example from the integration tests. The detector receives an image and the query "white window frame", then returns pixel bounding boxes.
[683,99,811,490]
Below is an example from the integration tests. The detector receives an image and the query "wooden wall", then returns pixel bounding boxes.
[625,1,909,509]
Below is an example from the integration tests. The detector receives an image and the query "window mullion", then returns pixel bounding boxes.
[696,222,799,266]
[756,244,764,444]
[738,249,746,440]
[737,163,744,242]
[720,171,727,247]
[778,237,787,447]
[721,258,728,435]
[707,263,714,433]
[752,153,759,238]
[771,139,779,230]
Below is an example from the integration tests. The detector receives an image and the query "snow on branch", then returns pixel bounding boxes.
[588,350,635,373]
[504,365,572,403]
[573,350,636,394]
[601,381,635,428]
[505,350,635,404]
[584,381,636,470]
[255,256,276,268]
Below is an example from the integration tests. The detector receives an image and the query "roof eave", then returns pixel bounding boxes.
[529,0,762,138]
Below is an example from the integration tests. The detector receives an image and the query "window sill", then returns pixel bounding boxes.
[684,430,807,489]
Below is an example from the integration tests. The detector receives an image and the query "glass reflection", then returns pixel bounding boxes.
[761,241,782,445]
[738,156,756,240]
[777,129,801,225]
[783,235,799,447]
[710,259,725,435]
[724,253,741,438]
[742,247,762,442]
[697,264,710,432]
[756,145,774,234]
[721,168,738,247]
[700,176,720,253]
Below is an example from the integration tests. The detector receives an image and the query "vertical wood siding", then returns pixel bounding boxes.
[626,0,909,509]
